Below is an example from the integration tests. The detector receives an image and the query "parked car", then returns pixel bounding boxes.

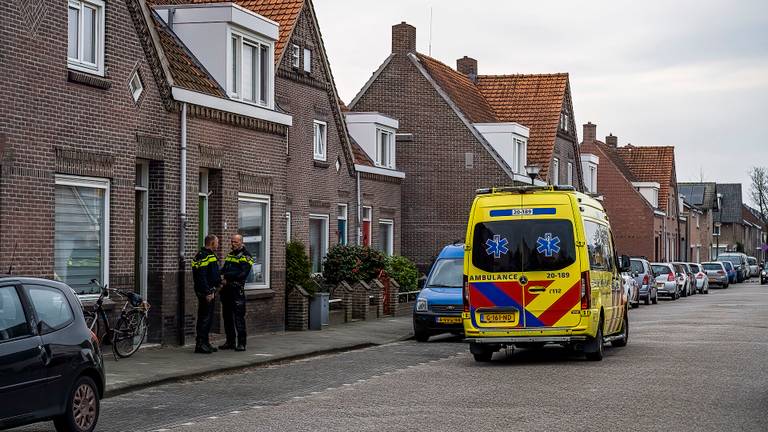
[672,262,693,297]
[651,263,681,300]
[717,253,749,282]
[413,243,465,342]
[687,263,709,294]
[701,261,729,288]
[0,277,104,432]
[630,258,658,305]
[622,273,640,309]
[720,260,738,284]
[747,256,760,278]
[761,265,767,285]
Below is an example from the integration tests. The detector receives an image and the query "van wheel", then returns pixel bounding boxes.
[414,329,430,342]
[612,310,629,347]
[53,376,100,432]
[584,319,604,361]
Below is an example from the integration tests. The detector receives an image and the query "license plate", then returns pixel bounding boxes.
[480,312,517,323]
[436,316,462,324]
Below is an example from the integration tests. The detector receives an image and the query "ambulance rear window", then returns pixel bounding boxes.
[472,219,576,273]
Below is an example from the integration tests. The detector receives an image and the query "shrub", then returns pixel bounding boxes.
[323,245,387,285]
[286,241,313,295]
[386,255,418,292]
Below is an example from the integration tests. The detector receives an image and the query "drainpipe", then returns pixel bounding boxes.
[356,171,362,245]
[177,102,188,346]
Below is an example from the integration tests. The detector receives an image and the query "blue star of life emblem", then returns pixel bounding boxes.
[536,233,561,257]
[485,235,509,259]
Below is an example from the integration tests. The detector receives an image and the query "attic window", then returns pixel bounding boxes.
[229,31,273,107]
[303,48,312,73]
[559,112,569,132]
[67,0,105,76]
[291,44,300,68]
[128,70,143,102]
[375,128,395,169]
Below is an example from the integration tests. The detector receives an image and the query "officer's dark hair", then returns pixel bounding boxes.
[204,234,218,247]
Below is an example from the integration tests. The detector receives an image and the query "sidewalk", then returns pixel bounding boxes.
[104,316,414,397]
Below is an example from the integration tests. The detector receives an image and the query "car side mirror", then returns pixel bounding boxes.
[417,277,426,290]
[619,255,631,273]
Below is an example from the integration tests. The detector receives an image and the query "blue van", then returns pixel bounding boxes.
[413,243,465,342]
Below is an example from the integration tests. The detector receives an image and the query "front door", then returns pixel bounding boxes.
[134,189,148,298]
[0,284,44,422]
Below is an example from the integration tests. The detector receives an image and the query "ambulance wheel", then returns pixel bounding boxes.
[473,352,493,362]
[612,310,629,348]
[470,343,494,363]
[584,319,604,361]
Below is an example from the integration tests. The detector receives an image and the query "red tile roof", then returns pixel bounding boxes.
[476,74,568,175]
[615,145,677,212]
[147,0,304,64]
[348,135,373,167]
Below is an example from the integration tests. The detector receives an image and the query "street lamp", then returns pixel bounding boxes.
[524,164,541,185]
[715,221,722,260]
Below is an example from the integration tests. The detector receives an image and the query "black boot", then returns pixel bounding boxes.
[218,342,236,350]
[194,343,212,354]
[234,344,246,352]
[204,342,218,353]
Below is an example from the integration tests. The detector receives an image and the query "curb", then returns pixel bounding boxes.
[105,332,413,398]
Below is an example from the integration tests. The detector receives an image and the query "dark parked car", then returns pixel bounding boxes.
[720,260,738,284]
[0,277,104,432]
[717,253,748,282]
[630,258,658,305]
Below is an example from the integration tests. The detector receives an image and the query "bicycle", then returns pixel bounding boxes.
[83,279,151,359]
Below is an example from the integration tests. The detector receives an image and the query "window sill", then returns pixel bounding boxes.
[68,69,111,90]
[245,289,276,300]
[313,160,330,169]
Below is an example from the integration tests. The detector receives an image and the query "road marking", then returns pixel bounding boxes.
[251,353,274,357]
[230,411,242,414]
[180,422,195,426]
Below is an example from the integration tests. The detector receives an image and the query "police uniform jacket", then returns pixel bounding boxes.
[222,247,254,286]
[192,247,220,297]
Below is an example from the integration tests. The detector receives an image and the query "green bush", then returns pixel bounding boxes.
[286,241,313,295]
[386,255,418,292]
[322,245,387,285]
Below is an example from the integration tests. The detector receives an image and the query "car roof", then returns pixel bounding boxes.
[0,276,72,290]
[437,243,465,260]
[651,262,673,267]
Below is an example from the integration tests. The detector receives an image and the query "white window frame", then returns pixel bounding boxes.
[303,48,312,73]
[309,214,330,274]
[285,211,291,243]
[713,225,721,236]
[238,193,271,289]
[362,206,372,247]
[337,204,348,246]
[375,128,395,169]
[55,174,110,299]
[198,169,209,247]
[313,120,327,161]
[560,112,569,132]
[551,158,560,185]
[128,70,144,102]
[291,44,300,68]
[567,162,573,186]
[67,0,106,76]
[378,219,394,256]
[514,138,526,174]
[135,161,149,298]
[227,28,274,109]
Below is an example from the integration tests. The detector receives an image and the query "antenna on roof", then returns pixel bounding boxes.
[7,242,17,275]
[428,6,433,56]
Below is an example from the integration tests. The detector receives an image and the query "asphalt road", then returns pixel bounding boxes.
[12,279,768,432]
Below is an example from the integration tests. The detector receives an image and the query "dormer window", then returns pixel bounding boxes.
[376,128,395,169]
[67,0,105,75]
[229,31,273,107]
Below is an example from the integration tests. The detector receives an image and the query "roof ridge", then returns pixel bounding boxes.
[477,72,569,78]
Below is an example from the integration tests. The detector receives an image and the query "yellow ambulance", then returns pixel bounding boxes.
[462,186,630,362]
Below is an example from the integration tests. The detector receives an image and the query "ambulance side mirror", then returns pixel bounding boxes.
[619,255,631,273]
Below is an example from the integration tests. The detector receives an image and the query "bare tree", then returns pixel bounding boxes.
[749,167,768,225]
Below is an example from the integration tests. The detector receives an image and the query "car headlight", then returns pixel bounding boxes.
[416,298,428,312]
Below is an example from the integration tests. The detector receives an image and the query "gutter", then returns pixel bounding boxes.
[177,102,188,346]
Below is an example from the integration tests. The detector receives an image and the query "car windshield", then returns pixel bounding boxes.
[748,257,757,265]
[652,264,671,275]
[472,219,576,272]
[426,258,463,288]
[721,261,734,270]
[719,256,740,264]
[630,260,644,274]
[703,263,722,271]
[689,264,701,272]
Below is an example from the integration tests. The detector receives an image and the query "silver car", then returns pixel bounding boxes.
[672,262,694,297]
[651,263,681,300]
[702,261,729,288]
[687,263,709,294]
[747,256,760,278]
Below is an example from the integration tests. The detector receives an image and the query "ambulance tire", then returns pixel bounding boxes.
[473,352,493,362]
[470,343,494,363]
[612,309,629,348]
[584,318,604,361]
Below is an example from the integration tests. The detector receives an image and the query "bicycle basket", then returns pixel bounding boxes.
[126,292,144,307]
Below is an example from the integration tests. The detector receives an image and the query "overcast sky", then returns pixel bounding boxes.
[314,0,768,205]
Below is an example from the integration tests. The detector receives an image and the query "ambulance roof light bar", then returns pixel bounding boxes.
[475,185,577,195]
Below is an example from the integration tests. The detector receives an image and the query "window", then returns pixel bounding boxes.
[229,32,272,106]
[198,170,209,248]
[67,0,105,75]
[313,120,327,161]
[515,138,526,174]
[27,285,74,334]
[238,194,270,288]
[128,70,144,103]
[425,259,463,288]
[378,219,394,256]
[362,206,372,247]
[583,220,613,271]
[713,225,721,236]
[376,129,395,168]
[0,286,32,341]
[337,204,348,246]
[551,158,560,185]
[309,214,329,273]
[567,162,573,186]
[285,212,291,243]
[303,48,312,73]
[291,44,300,68]
[589,166,597,192]
[54,175,109,296]
[559,112,569,132]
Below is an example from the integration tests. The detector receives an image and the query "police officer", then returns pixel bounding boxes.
[219,234,253,352]
[192,234,220,354]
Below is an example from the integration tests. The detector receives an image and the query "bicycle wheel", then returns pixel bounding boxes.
[112,310,148,358]
[83,311,102,341]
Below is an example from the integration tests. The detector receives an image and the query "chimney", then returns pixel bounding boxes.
[583,122,596,143]
[392,22,416,54]
[457,56,478,82]
[606,134,618,147]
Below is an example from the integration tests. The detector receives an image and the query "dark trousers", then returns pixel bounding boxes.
[195,294,215,345]
[221,284,247,345]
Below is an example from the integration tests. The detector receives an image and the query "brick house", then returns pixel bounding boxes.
[679,182,719,262]
[710,183,746,258]
[743,205,764,261]
[349,22,583,270]
[580,123,680,261]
